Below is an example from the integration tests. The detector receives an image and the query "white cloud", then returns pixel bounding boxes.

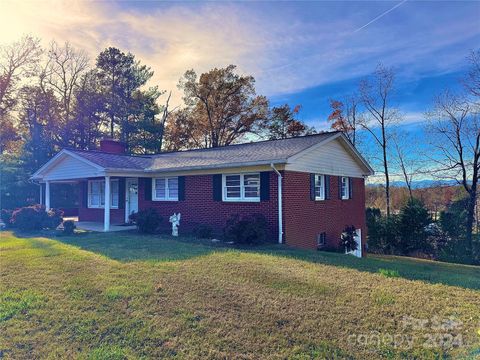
[1,0,478,106]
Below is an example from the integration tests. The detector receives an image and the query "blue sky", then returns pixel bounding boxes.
[1,0,479,133]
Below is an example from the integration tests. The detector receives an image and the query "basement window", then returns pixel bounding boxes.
[317,232,327,249]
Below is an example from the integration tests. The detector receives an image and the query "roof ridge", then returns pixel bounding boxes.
[66,148,153,159]
[151,131,340,157]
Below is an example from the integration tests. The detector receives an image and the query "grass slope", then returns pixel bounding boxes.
[1,231,479,359]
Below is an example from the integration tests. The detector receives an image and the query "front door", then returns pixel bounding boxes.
[125,178,138,223]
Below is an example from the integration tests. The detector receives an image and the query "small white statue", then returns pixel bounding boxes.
[169,213,181,237]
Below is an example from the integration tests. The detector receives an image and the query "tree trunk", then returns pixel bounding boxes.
[466,191,476,251]
[382,125,391,217]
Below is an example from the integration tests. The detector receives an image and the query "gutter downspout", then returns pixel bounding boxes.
[270,163,283,244]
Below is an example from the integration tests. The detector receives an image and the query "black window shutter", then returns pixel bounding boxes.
[178,176,186,201]
[212,174,222,201]
[143,178,152,201]
[338,176,343,199]
[349,177,353,199]
[260,172,270,201]
[310,173,316,201]
[82,181,88,207]
[325,175,330,200]
[118,178,125,209]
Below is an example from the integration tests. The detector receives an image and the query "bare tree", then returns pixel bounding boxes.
[392,132,422,201]
[359,64,399,217]
[427,89,479,250]
[43,41,89,126]
[0,35,42,117]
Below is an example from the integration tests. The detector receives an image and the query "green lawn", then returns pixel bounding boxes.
[1,230,480,359]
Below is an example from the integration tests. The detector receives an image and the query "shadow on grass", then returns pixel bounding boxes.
[12,229,480,291]
[57,230,224,262]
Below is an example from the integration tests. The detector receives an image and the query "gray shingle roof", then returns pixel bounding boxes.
[69,150,152,170]
[70,132,339,172]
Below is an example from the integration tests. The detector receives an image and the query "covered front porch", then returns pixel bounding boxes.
[63,217,136,232]
[32,149,143,232]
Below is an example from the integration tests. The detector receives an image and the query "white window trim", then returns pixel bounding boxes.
[87,179,119,209]
[341,176,349,200]
[222,173,260,202]
[314,174,325,201]
[152,177,179,201]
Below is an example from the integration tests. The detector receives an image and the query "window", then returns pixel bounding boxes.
[153,177,178,201]
[88,179,119,208]
[314,174,325,200]
[341,176,349,200]
[317,232,326,249]
[223,173,260,201]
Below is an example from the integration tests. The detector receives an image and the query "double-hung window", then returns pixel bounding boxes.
[153,177,178,201]
[223,173,260,202]
[341,176,349,200]
[314,174,325,200]
[88,179,119,208]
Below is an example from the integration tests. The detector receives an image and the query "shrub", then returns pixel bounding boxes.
[439,197,468,240]
[366,209,401,254]
[11,205,48,230]
[193,224,213,239]
[45,208,64,230]
[1,209,13,228]
[10,205,64,231]
[128,212,137,224]
[223,214,268,245]
[63,220,76,235]
[398,198,432,255]
[340,225,358,253]
[135,208,162,234]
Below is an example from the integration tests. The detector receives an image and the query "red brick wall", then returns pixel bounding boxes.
[138,174,279,238]
[77,182,125,224]
[282,171,366,251]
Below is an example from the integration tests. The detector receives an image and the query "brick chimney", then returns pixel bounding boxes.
[99,139,126,154]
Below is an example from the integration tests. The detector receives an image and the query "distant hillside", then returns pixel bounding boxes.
[369,179,458,189]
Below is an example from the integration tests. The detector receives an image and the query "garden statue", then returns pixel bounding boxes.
[169,213,181,237]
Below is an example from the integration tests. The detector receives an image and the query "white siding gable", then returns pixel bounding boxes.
[42,155,104,181]
[285,138,368,177]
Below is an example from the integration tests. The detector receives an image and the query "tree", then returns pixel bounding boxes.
[176,65,269,148]
[95,47,160,146]
[391,132,423,201]
[70,69,107,150]
[266,104,315,140]
[359,64,399,217]
[327,95,359,145]
[42,41,89,145]
[163,108,205,151]
[0,35,42,118]
[427,90,479,251]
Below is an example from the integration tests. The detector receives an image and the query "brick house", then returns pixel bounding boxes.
[31,132,374,253]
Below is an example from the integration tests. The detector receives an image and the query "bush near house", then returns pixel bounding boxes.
[339,225,358,253]
[8,205,64,231]
[1,209,13,228]
[63,220,76,235]
[134,208,162,234]
[223,214,268,245]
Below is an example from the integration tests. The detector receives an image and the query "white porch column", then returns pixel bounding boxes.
[45,181,51,211]
[39,184,43,205]
[104,176,110,232]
